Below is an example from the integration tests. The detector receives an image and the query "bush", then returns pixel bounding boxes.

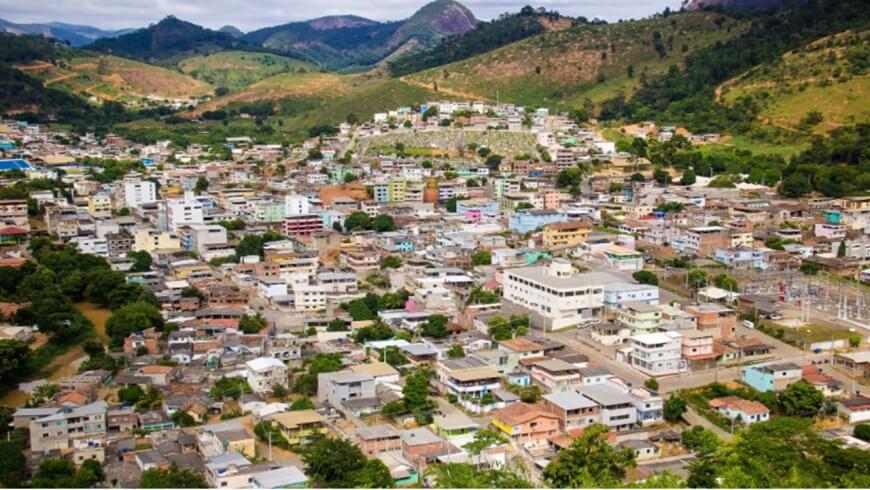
[644,378,660,391]
[854,424,870,442]
[632,270,659,286]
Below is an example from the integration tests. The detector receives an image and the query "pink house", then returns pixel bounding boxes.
[464,209,482,223]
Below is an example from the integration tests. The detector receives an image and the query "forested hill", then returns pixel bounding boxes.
[86,16,262,63]
[388,6,574,76]
[604,0,870,133]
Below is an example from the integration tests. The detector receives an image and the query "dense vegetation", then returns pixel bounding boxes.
[388,6,562,76]
[606,0,870,133]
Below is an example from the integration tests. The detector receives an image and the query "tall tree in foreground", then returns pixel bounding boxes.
[543,423,636,487]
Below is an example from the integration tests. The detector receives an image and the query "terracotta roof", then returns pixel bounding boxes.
[498,338,543,353]
[708,395,769,415]
[491,402,558,426]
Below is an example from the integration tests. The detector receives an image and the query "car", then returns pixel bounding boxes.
[742,320,755,329]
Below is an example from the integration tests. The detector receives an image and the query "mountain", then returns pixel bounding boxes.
[178,50,315,90]
[687,0,807,11]
[0,18,131,47]
[86,16,260,63]
[389,6,572,76]
[401,11,745,108]
[219,25,244,38]
[243,0,477,70]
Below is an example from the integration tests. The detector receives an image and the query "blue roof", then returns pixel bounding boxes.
[0,159,31,171]
[0,142,16,150]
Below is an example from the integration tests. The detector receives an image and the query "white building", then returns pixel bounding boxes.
[502,260,604,331]
[166,195,204,231]
[623,332,686,376]
[123,180,157,208]
[245,357,289,395]
[284,194,310,216]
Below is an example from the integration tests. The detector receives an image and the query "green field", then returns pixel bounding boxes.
[178,51,316,90]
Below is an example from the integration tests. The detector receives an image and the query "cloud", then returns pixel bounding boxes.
[0,0,683,31]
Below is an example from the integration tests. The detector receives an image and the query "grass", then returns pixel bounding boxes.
[19,53,212,101]
[719,30,870,133]
[683,389,736,433]
[697,135,808,158]
[405,11,747,110]
[178,51,316,90]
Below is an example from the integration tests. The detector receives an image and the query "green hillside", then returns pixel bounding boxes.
[720,31,870,133]
[404,11,746,109]
[19,53,212,102]
[178,51,315,90]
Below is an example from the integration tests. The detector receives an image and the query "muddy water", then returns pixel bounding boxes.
[0,302,112,407]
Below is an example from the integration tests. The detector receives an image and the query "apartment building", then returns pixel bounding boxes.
[317,371,377,416]
[542,220,592,248]
[531,359,582,392]
[577,383,637,431]
[122,180,157,208]
[0,199,29,230]
[623,332,685,376]
[615,301,662,333]
[543,391,600,432]
[502,260,604,331]
[683,303,737,338]
[28,401,108,452]
[678,226,731,257]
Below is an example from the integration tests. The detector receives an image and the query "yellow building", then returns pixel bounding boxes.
[267,409,326,444]
[388,179,406,202]
[133,230,181,253]
[542,220,592,248]
[87,194,112,215]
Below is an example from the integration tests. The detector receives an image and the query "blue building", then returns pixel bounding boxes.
[379,232,415,253]
[0,159,31,172]
[508,210,568,233]
[373,184,389,203]
[742,362,803,392]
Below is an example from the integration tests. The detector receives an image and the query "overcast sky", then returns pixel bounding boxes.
[0,0,684,31]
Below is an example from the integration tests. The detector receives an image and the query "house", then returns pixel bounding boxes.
[617,439,660,461]
[542,220,592,248]
[317,371,378,416]
[377,451,420,487]
[708,395,770,425]
[683,303,737,338]
[802,365,844,398]
[577,383,637,431]
[246,357,289,395]
[432,412,479,447]
[436,357,502,407]
[356,424,402,457]
[530,359,582,392]
[266,410,326,445]
[251,466,309,489]
[198,421,256,459]
[838,396,870,424]
[542,391,600,433]
[490,402,560,448]
[742,362,803,392]
[681,330,719,371]
[616,301,662,333]
[400,428,449,471]
[349,361,400,384]
[496,338,545,374]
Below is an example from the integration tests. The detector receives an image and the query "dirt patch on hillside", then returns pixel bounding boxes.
[193,73,347,114]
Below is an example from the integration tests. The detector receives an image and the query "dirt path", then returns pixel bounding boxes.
[44,72,76,85]
[399,76,493,102]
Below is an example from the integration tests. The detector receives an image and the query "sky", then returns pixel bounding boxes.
[0,0,684,32]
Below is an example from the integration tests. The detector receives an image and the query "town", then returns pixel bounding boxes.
[0,96,868,489]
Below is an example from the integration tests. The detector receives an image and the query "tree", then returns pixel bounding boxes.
[780,173,812,197]
[380,255,402,269]
[630,172,645,182]
[239,313,267,334]
[463,428,508,458]
[105,301,163,346]
[556,167,584,188]
[680,168,696,186]
[681,426,719,455]
[302,436,367,488]
[663,394,687,422]
[837,240,847,258]
[471,250,492,265]
[294,354,342,395]
[543,423,636,487]
[688,269,708,289]
[355,459,395,489]
[0,440,26,487]
[713,274,739,291]
[644,378,659,391]
[210,377,252,400]
[0,340,30,383]
[171,410,196,427]
[632,270,659,286]
[140,466,208,488]
[290,396,315,411]
[344,211,371,231]
[194,176,209,193]
[447,344,465,359]
[403,368,434,424]
[654,166,670,185]
[777,380,824,417]
[127,250,152,272]
[420,314,449,338]
[31,458,76,488]
[853,424,870,442]
[352,322,394,343]
[372,214,397,232]
[118,384,144,405]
